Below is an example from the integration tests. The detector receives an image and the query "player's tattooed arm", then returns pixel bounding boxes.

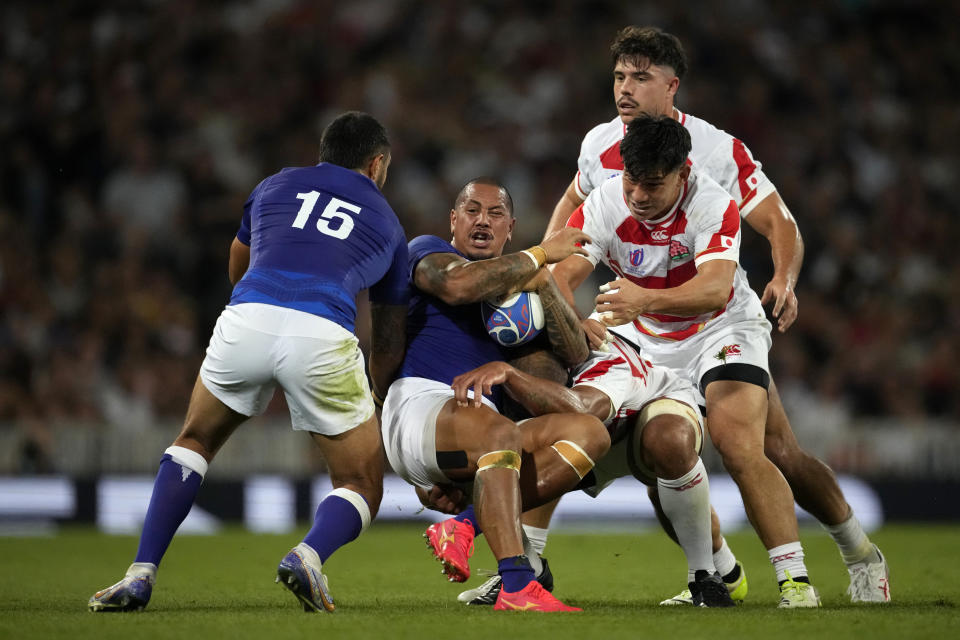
[451,361,609,421]
[414,252,539,306]
[535,270,589,367]
[414,228,592,306]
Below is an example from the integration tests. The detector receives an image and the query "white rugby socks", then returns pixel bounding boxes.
[823,511,879,565]
[657,458,715,581]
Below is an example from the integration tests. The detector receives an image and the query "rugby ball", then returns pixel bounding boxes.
[481,291,545,347]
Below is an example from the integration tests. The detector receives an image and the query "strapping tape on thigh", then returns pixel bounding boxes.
[551,440,595,479]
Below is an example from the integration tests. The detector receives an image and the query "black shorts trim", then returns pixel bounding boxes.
[436,450,469,470]
[699,363,770,396]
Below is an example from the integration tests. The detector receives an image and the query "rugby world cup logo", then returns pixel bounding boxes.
[487,300,532,336]
[629,248,644,266]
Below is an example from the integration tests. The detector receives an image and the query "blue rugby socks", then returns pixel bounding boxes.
[498,555,537,593]
[134,446,208,566]
[302,488,371,563]
[455,504,482,536]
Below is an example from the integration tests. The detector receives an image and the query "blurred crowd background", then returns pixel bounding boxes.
[1,0,957,477]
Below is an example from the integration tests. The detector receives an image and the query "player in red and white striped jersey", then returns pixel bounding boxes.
[552,114,821,607]
[537,26,889,605]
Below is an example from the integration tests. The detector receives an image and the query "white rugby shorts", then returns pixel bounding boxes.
[381,376,497,489]
[620,317,773,404]
[577,354,703,493]
[199,302,374,435]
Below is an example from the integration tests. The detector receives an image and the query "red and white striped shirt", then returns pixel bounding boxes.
[568,168,765,343]
[574,110,776,218]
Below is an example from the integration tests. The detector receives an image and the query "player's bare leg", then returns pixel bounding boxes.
[517,413,609,510]
[431,402,579,611]
[90,376,248,612]
[706,381,794,546]
[764,381,847,524]
[171,376,249,460]
[706,379,819,607]
[277,415,384,613]
[435,402,525,559]
[764,380,889,602]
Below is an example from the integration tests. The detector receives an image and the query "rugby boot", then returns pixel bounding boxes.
[424,518,475,582]
[458,557,554,605]
[847,545,891,603]
[493,580,580,612]
[276,543,335,612]
[88,563,156,612]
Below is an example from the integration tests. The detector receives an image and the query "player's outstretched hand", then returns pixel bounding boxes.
[451,361,514,408]
[540,227,591,264]
[594,278,652,326]
[760,278,798,333]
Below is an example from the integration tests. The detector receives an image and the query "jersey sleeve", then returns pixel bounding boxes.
[697,138,776,218]
[236,178,268,246]
[574,124,606,199]
[368,227,411,305]
[566,195,606,267]
[406,235,460,283]
[693,198,742,267]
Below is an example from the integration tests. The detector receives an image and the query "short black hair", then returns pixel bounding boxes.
[620,115,691,181]
[610,26,687,79]
[318,111,390,170]
[455,177,514,215]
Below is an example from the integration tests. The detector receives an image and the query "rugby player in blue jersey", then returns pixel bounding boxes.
[380,178,609,612]
[89,112,409,614]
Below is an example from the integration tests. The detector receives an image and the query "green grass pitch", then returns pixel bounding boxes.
[1,524,957,639]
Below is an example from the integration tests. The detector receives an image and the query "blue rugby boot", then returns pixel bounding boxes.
[277,543,335,612]
[88,563,156,612]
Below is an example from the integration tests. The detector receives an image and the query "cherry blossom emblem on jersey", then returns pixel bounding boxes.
[669,240,691,261]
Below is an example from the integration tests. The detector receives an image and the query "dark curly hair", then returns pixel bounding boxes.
[610,26,688,79]
[620,115,692,181]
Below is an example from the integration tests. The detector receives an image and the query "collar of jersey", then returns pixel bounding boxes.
[636,180,688,229]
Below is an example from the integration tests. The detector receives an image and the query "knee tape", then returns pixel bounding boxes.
[476,450,521,475]
[551,440,595,480]
[637,398,703,454]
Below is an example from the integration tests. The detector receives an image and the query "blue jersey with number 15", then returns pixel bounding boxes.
[229,163,409,332]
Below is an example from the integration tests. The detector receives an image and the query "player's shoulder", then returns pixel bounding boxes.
[679,110,731,143]
[683,170,737,218]
[582,178,628,230]
[581,116,625,152]
[408,235,459,260]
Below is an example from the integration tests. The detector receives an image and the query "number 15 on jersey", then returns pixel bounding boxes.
[292,191,360,240]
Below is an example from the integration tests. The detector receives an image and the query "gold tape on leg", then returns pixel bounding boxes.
[476,450,521,475]
[551,440,595,480]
